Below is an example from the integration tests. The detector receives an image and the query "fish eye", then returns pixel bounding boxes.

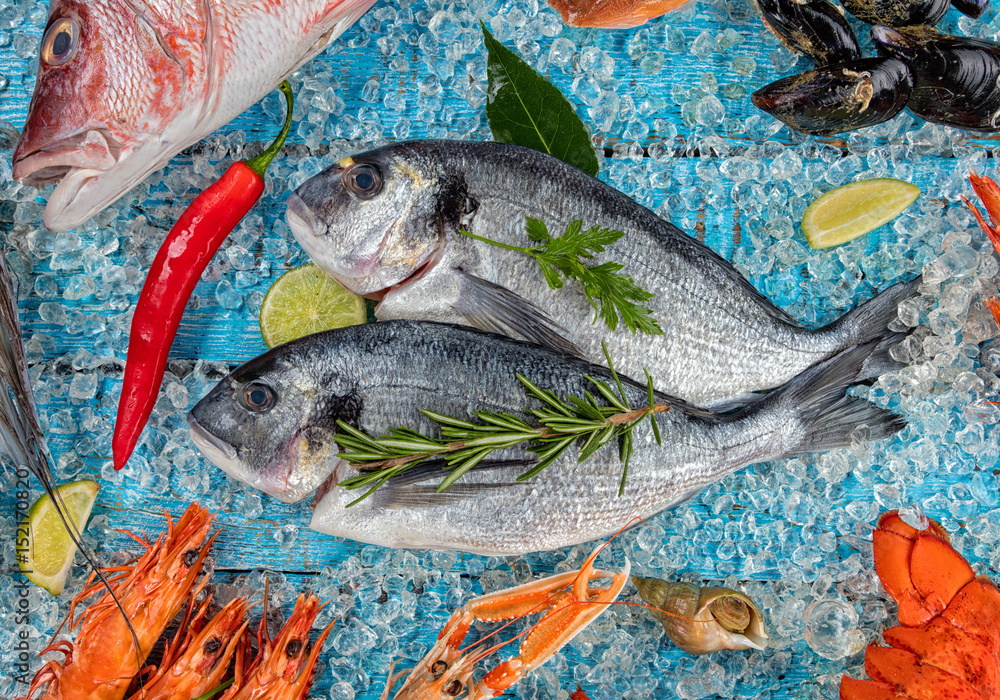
[285,639,303,658]
[183,549,199,566]
[203,637,222,655]
[431,660,448,679]
[242,382,275,413]
[40,18,80,67]
[444,680,463,696]
[345,164,383,199]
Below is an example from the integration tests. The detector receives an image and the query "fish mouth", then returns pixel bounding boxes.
[286,191,324,239]
[287,190,425,297]
[366,250,440,302]
[13,129,121,185]
[186,412,323,504]
[286,189,398,281]
[13,128,124,231]
[186,412,286,496]
[286,191,375,285]
[187,412,239,466]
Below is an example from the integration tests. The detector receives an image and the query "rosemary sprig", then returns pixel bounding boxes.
[459,218,664,336]
[335,348,667,506]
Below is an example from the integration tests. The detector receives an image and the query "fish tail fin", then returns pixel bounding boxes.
[760,341,906,455]
[856,330,913,381]
[820,275,923,347]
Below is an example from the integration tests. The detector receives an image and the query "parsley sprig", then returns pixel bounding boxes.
[334,348,666,506]
[459,218,663,335]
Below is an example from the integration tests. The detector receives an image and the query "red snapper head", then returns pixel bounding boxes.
[13,0,198,231]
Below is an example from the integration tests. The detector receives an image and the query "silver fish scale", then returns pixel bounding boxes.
[286,321,897,555]
[307,141,903,408]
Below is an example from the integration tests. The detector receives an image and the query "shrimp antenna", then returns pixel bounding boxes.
[0,251,146,683]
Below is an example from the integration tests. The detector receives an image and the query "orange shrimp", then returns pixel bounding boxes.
[22,503,218,700]
[126,595,252,700]
[224,593,336,700]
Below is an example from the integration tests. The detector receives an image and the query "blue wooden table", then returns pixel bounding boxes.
[2,0,1000,698]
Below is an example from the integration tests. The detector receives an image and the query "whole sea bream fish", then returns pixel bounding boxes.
[186,321,904,555]
[285,140,920,408]
[12,0,376,232]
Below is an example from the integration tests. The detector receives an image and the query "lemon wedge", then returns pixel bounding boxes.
[259,264,367,348]
[802,178,920,249]
[20,480,99,595]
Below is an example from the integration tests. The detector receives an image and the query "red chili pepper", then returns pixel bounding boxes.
[112,81,294,470]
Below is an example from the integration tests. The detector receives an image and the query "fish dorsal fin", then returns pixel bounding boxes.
[454,272,583,357]
[661,223,802,328]
[732,272,802,327]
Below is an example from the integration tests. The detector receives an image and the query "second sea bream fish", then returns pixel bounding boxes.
[285,140,919,408]
[186,321,904,555]
[12,0,375,232]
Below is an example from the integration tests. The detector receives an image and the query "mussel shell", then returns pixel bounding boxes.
[951,0,988,18]
[842,0,949,27]
[751,57,913,135]
[873,25,1000,131]
[756,0,861,66]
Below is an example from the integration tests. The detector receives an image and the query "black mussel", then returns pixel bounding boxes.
[841,0,948,27]
[951,0,988,17]
[873,25,1000,131]
[751,57,913,135]
[756,0,861,65]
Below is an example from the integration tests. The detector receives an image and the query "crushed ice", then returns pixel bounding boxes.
[2,0,1000,697]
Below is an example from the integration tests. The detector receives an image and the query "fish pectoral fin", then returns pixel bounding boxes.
[454,273,582,357]
[382,483,520,508]
[379,458,533,508]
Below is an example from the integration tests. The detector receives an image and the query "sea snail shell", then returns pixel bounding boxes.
[632,577,770,655]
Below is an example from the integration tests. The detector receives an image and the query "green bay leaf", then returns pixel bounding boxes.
[481,23,600,177]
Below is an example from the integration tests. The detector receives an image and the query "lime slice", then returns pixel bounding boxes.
[259,264,367,348]
[20,480,99,595]
[802,178,920,249]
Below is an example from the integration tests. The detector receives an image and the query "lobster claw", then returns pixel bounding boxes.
[839,675,900,699]
[879,607,1000,698]
[860,645,983,699]
[840,511,1000,700]
[871,511,974,627]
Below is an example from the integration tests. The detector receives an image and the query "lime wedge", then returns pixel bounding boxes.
[20,480,99,595]
[802,178,920,249]
[259,264,367,348]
